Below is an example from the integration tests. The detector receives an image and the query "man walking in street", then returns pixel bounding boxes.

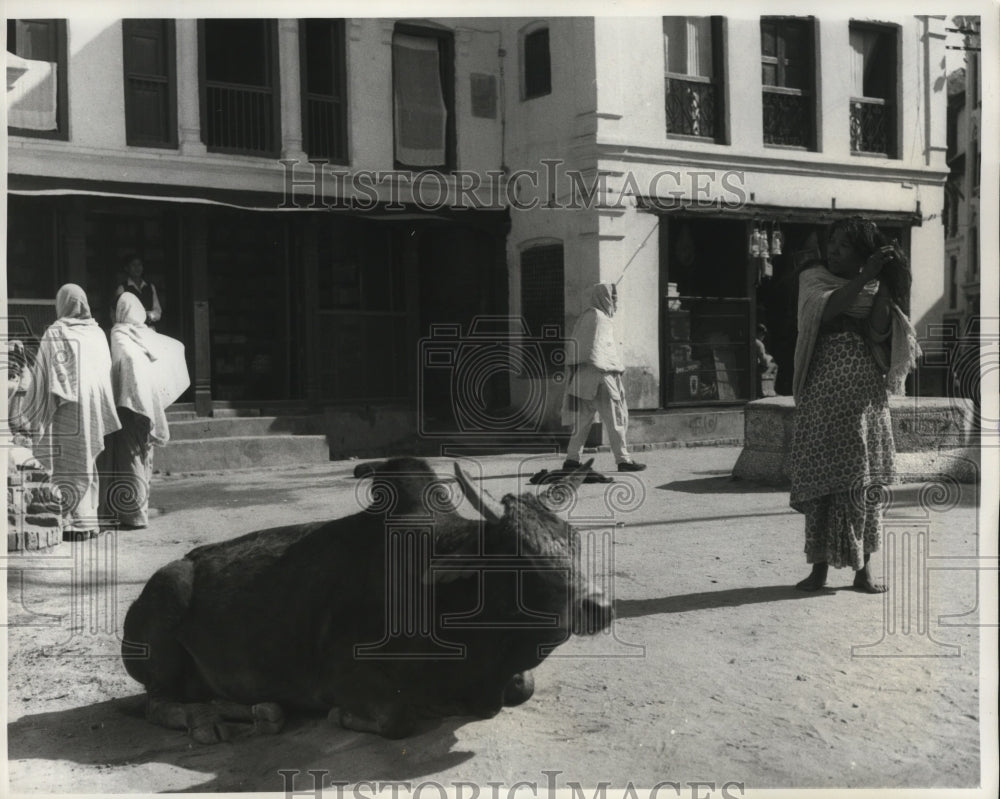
[561,282,646,474]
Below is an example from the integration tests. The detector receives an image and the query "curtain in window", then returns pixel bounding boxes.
[686,18,713,78]
[849,28,879,97]
[663,17,687,74]
[6,51,58,130]
[393,34,446,167]
[663,17,712,77]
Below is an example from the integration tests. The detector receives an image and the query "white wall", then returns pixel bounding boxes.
[9,18,508,206]
[584,15,949,403]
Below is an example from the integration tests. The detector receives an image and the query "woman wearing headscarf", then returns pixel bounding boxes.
[561,283,646,473]
[22,284,121,540]
[100,293,190,529]
[789,217,920,593]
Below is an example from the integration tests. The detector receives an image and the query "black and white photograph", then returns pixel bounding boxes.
[3,1,998,796]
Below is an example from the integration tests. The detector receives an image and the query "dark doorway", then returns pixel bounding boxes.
[205,209,292,401]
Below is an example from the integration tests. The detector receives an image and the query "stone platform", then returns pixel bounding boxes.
[732,396,980,485]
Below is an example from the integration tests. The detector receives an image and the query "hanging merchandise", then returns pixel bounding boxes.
[749,225,762,258]
[762,253,773,279]
[771,223,784,256]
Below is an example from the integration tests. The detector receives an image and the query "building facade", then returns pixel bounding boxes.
[942,15,982,400]
[6,15,951,437]
[503,15,950,420]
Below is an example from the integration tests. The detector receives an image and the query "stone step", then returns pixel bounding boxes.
[168,415,325,441]
[154,435,330,474]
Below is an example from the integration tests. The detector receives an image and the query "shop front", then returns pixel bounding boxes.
[6,183,509,421]
[652,206,916,410]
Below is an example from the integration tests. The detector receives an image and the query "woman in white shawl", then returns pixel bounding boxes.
[562,283,646,473]
[22,284,121,540]
[789,217,920,593]
[100,293,190,528]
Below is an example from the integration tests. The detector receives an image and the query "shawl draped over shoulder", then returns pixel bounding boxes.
[561,283,625,426]
[110,293,190,446]
[793,266,921,402]
[566,283,624,373]
[25,284,121,465]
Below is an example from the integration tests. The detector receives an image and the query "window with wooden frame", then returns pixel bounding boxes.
[522,25,551,100]
[199,19,280,156]
[848,22,898,158]
[123,19,178,148]
[392,23,455,171]
[6,19,68,139]
[300,19,348,163]
[663,16,726,142]
[760,17,816,150]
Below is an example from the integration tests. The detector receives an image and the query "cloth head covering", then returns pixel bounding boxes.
[793,266,921,401]
[55,283,92,321]
[22,284,121,467]
[589,283,616,317]
[110,293,190,446]
[115,291,146,326]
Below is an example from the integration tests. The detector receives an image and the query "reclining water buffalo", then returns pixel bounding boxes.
[121,457,613,741]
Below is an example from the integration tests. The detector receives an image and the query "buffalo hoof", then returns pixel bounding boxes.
[329,705,415,739]
[187,706,231,744]
[502,670,535,707]
[251,702,285,735]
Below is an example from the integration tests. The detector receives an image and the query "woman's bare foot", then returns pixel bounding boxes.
[795,563,828,591]
[853,567,887,593]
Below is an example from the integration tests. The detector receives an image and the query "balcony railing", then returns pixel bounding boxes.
[762,87,812,148]
[305,94,347,162]
[665,75,718,140]
[204,81,276,154]
[850,96,891,156]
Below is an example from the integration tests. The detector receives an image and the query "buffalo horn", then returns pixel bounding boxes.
[453,462,504,523]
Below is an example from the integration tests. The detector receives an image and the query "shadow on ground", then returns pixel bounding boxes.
[615,584,836,619]
[657,475,787,494]
[8,696,476,792]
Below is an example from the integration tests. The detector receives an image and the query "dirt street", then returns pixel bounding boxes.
[5,447,986,794]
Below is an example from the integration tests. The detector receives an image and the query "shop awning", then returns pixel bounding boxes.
[635,196,923,227]
[6,173,509,228]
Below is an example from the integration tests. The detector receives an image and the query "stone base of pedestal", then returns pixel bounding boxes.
[733,396,980,486]
[7,470,65,551]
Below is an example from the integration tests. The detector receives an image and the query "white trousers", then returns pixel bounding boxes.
[565,377,631,464]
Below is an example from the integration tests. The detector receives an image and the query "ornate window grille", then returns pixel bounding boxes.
[663,16,725,142]
[760,17,815,150]
[848,22,898,158]
[762,87,812,148]
[850,97,889,155]
[665,76,717,138]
